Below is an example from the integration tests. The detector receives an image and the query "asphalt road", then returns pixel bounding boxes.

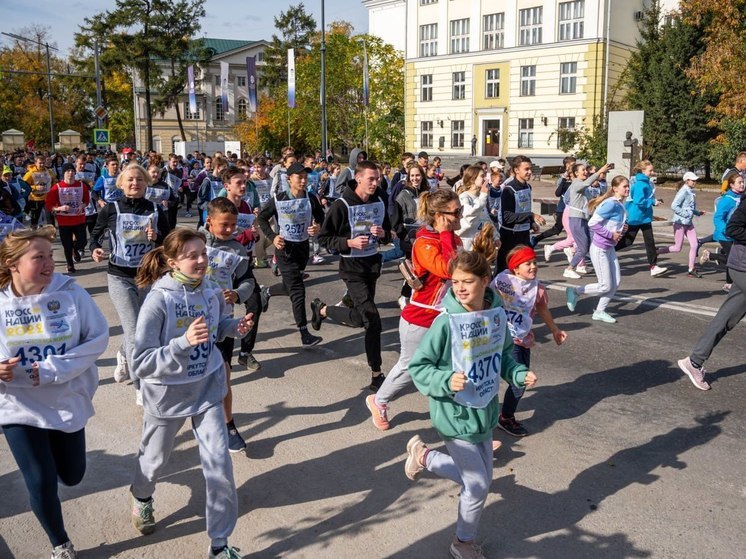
[1,191,744,559]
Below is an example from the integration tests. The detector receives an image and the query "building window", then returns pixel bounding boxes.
[421,74,433,102]
[237,76,246,87]
[420,24,438,57]
[451,120,465,149]
[485,69,500,98]
[215,75,221,86]
[420,0,437,4]
[483,13,505,50]
[560,62,578,94]
[215,98,224,121]
[237,99,248,119]
[519,7,543,46]
[452,71,466,100]
[520,65,536,97]
[256,52,264,62]
[559,1,585,41]
[184,101,200,120]
[450,18,470,54]
[518,119,534,149]
[557,117,576,148]
[421,121,433,148]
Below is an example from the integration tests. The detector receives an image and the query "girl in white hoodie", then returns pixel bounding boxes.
[456,165,499,251]
[0,225,109,559]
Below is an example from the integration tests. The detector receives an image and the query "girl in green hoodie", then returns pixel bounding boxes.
[406,249,537,559]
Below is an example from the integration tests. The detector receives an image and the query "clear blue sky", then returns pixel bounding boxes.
[1,0,368,55]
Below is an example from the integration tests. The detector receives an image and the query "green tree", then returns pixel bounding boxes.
[575,114,608,167]
[709,118,746,177]
[261,3,317,89]
[624,0,716,172]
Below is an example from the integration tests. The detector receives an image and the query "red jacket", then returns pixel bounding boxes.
[401,226,461,328]
[45,181,90,226]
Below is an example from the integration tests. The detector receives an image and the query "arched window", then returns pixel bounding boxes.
[237,98,248,120]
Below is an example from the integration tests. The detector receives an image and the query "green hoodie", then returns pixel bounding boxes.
[409,287,529,444]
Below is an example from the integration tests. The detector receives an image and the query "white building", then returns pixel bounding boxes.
[133,38,268,154]
[363,0,658,164]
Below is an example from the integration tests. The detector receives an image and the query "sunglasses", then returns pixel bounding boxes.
[439,207,463,217]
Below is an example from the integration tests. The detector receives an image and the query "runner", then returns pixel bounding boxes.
[657,172,705,278]
[0,226,108,559]
[92,157,121,207]
[45,164,90,273]
[23,155,55,229]
[456,165,492,251]
[404,249,537,559]
[313,160,392,391]
[258,161,325,348]
[130,228,252,559]
[497,155,538,271]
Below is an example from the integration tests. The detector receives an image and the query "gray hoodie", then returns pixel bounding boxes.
[0,273,109,432]
[336,148,364,196]
[566,172,602,219]
[132,274,241,419]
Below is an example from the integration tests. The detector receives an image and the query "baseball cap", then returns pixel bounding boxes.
[2,165,11,176]
[122,147,134,154]
[682,172,698,182]
[489,160,503,170]
[286,161,312,176]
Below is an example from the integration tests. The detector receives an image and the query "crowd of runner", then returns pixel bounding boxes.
[0,145,744,559]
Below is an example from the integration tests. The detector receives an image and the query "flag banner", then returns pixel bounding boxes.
[246,56,258,113]
[288,48,295,109]
[220,61,229,115]
[362,48,369,107]
[188,65,197,115]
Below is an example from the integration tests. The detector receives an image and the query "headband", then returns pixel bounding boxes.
[507,247,537,271]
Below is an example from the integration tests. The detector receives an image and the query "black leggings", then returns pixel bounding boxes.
[269,249,309,328]
[615,222,658,267]
[2,425,86,547]
[534,211,564,243]
[709,241,733,283]
[58,223,87,266]
[240,287,263,354]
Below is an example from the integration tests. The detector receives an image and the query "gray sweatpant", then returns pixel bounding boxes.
[132,404,237,549]
[107,273,149,384]
[426,438,493,542]
[375,318,429,406]
[690,267,746,367]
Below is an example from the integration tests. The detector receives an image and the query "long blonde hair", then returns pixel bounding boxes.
[0,225,56,289]
[588,175,629,214]
[135,229,206,288]
[457,165,484,195]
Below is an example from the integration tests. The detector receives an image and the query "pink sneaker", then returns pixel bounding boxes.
[677,358,710,391]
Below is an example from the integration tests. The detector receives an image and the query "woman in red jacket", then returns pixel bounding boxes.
[45,163,90,273]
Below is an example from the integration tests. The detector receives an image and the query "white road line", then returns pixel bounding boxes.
[544,282,720,318]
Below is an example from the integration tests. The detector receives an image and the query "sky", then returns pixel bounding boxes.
[1,0,369,55]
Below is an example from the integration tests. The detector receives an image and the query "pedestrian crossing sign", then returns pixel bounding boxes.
[94,129,110,145]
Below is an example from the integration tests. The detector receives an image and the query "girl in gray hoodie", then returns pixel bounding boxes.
[129,228,253,559]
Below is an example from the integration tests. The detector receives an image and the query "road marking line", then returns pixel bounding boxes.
[544,282,720,317]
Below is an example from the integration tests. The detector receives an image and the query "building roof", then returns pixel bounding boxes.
[200,38,262,57]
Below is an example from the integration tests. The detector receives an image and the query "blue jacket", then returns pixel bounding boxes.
[713,190,741,242]
[670,185,703,226]
[625,173,655,225]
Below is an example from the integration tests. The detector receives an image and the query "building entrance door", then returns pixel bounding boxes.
[483,120,500,157]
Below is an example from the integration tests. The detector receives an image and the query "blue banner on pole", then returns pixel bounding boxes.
[362,49,369,107]
[288,48,295,109]
[246,56,258,113]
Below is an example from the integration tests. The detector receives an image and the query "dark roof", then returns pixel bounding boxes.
[200,38,262,57]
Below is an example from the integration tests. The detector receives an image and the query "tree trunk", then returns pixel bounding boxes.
[176,102,186,141]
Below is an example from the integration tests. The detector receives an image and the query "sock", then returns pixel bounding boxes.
[690,359,702,370]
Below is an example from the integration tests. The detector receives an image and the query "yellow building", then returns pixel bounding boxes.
[365,0,649,164]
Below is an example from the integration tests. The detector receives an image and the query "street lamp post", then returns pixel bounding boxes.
[320,0,328,160]
[356,38,369,152]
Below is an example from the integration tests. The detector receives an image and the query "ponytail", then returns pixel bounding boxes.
[448,249,491,279]
[135,246,169,288]
[471,222,498,264]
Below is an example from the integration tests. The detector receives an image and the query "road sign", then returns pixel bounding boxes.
[94,105,108,120]
[94,128,110,145]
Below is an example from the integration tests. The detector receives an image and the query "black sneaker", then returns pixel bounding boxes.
[73,249,82,262]
[300,329,322,347]
[688,268,703,278]
[66,265,76,274]
[237,352,248,367]
[260,286,271,313]
[369,373,385,392]
[227,428,247,453]
[270,256,280,277]
[497,415,528,437]
[310,298,325,331]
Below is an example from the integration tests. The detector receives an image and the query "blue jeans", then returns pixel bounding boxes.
[381,237,404,262]
[501,344,530,418]
[2,425,86,547]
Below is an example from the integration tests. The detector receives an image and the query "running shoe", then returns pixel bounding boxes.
[227,427,247,453]
[365,394,390,431]
[254,258,268,269]
[687,268,703,278]
[114,350,129,383]
[563,268,581,279]
[369,373,385,392]
[135,389,143,407]
[310,298,326,331]
[311,254,325,265]
[565,287,579,312]
[208,545,243,559]
[73,249,82,263]
[260,285,271,312]
[300,329,322,347]
[575,264,588,275]
[563,247,574,263]
[699,249,711,266]
[650,265,668,277]
[239,352,260,371]
[492,440,502,453]
[723,283,732,293]
[66,265,76,274]
[404,434,428,481]
[449,538,486,559]
[341,291,354,308]
[592,310,617,323]
[51,541,77,559]
[270,256,280,276]
[497,414,528,437]
[131,495,156,535]
[544,245,554,262]
[184,211,192,218]
[677,357,710,391]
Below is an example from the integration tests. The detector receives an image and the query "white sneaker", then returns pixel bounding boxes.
[563,268,581,279]
[114,351,129,383]
[650,265,668,277]
[51,541,77,559]
[563,247,575,263]
[543,245,553,262]
[311,254,325,265]
[135,389,143,407]
[575,264,588,275]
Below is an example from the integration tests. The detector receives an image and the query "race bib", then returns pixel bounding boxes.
[254,179,271,207]
[57,186,84,216]
[449,307,507,409]
[276,197,312,243]
[343,199,385,258]
[103,176,123,203]
[32,172,52,195]
[0,292,76,387]
[205,246,245,291]
[0,214,24,243]
[145,186,171,203]
[111,202,157,267]
[492,272,537,341]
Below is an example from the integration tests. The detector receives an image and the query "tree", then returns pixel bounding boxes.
[575,115,608,167]
[685,1,746,121]
[261,3,317,89]
[623,0,716,172]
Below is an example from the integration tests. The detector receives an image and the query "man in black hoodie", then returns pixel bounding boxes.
[312,160,392,391]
